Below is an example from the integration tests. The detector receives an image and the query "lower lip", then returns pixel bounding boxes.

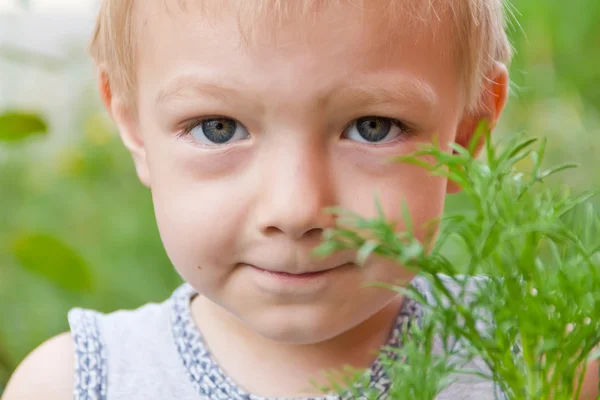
[248,263,353,296]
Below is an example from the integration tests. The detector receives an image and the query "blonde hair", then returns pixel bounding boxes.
[90,0,513,112]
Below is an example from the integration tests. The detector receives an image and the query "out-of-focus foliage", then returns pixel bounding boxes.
[0,112,46,142]
[12,233,93,292]
[0,0,599,393]
[0,111,182,389]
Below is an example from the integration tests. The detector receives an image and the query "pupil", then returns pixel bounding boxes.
[216,123,224,130]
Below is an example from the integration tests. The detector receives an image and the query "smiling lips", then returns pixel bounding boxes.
[249,263,353,278]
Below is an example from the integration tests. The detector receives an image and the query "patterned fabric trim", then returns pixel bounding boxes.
[68,308,108,400]
[170,283,422,400]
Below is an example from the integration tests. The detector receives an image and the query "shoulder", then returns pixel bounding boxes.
[2,332,74,400]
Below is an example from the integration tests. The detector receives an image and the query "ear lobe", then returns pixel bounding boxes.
[447,62,509,194]
[97,69,151,188]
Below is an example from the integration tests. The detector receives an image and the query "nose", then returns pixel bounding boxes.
[255,142,336,241]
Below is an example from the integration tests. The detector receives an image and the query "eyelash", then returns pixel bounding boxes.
[176,118,211,138]
[176,116,416,143]
[389,118,411,133]
[349,118,414,139]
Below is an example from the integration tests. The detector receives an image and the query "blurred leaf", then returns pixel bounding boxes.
[12,233,92,292]
[0,112,47,142]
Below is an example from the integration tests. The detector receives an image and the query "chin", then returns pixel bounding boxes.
[246,307,350,345]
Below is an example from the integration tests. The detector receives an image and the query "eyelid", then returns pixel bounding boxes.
[176,115,414,147]
[345,116,413,132]
[342,116,415,145]
[177,115,232,138]
[176,116,250,148]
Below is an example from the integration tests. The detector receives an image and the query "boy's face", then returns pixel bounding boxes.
[118,1,492,344]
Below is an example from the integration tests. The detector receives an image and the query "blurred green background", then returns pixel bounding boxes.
[0,0,599,393]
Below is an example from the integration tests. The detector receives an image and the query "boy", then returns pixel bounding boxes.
[3,0,598,399]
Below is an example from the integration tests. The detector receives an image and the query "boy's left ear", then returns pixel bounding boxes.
[447,62,509,194]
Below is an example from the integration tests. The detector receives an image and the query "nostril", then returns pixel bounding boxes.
[304,228,324,239]
[262,225,324,240]
[262,225,285,236]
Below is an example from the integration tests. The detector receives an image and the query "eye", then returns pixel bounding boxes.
[342,116,412,144]
[182,117,250,145]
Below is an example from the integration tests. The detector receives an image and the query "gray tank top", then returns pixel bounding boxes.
[68,276,501,400]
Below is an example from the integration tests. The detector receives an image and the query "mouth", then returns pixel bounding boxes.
[249,263,352,279]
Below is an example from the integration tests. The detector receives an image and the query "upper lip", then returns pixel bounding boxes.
[242,249,355,275]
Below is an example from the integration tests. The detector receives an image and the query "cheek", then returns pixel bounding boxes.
[336,151,448,241]
[388,162,447,239]
[146,147,251,281]
[151,184,233,279]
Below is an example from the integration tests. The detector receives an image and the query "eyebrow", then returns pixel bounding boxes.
[326,79,439,115]
[155,73,439,116]
[156,74,244,106]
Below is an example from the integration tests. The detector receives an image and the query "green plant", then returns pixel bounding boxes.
[0,111,47,143]
[316,127,600,399]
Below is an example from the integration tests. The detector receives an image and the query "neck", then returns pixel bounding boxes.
[191,294,405,397]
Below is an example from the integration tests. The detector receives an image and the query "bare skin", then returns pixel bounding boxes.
[2,1,598,399]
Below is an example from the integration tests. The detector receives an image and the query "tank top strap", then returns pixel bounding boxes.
[68,308,108,400]
[67,286,201,400]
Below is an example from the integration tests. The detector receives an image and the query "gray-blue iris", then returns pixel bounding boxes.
[202,119,237,144]
[356,117,392,142]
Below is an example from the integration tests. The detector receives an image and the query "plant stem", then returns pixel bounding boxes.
[521,333,537,399]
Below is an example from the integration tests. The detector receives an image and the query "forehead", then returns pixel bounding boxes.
[138,0,457,53]
[134,0,461,113]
